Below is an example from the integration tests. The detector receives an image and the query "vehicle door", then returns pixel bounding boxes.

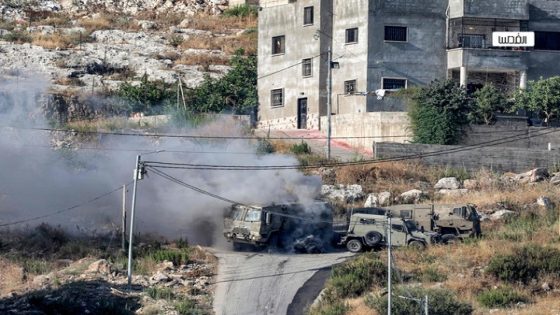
[389,222,407,246]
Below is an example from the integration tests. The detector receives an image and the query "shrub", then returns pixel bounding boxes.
[421,267,447,282]
[175,298,208,315]
[223,5,258,18]
[469,84,507,125]
[115,76,174,115]
[290,141,312,155]
[477,287,528,308]
[486,244,560,284]
[307,300,349,315]
[409,80,472,145]
[148,248,190,266]
[256,138,275,154]
[329,252,386,298]
[1,31,32,43]
[366,287,473,315]
[146,287,175,300]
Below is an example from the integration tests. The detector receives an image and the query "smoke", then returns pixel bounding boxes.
[0,74,322,246]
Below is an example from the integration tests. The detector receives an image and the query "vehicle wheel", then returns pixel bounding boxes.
[442,234,459,245]
[408,240,426,250]
[364,231,383,247]
[346,239,364,253]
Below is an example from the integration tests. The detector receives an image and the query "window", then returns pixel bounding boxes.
[302,58,312,77]
[345,28,358,43]
[344,80,357,94]
[382,78,406,90]
[303,6,314,25]
[391,224,404,232]
[272,35,285,55]
[230,208,244,221]
[245,209,261,222]
[384,26,407,42]
[271,89,284,107]
[535,31,560,50]
[400,210,413,219]
[459,34,485,48]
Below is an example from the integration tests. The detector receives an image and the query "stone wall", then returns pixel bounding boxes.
[374,142,560,172]
[462,125,560,150]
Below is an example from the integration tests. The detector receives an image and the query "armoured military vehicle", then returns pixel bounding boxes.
[223,202,333,253]
[352,204,481,242]
[337,212,440,253]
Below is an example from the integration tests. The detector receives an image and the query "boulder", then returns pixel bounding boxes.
[437,189,469,196]
[414,181,432,191]
[550,173,560,185]
[363,194,378,207]
[378,191,392,206]
[397,189,427,204]
[537,196,554,209]
[85,259,112,274]
[156,260,175,272]
[150,272,171,284]
[321,184,364,202]
[490,210,515,221]
[513,168,549,184]
[434,177,461,190]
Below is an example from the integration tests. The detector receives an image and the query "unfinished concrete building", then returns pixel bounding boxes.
[256,0,560,140]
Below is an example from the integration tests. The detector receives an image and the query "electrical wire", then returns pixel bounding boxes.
[0,181,133,227]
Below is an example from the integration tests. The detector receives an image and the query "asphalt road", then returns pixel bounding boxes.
[212,250,354,315]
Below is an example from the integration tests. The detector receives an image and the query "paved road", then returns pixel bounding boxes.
[212,250,354,315]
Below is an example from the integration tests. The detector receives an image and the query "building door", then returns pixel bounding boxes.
[297,98,308,129]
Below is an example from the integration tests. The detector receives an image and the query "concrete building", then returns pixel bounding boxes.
[256,0,560,139]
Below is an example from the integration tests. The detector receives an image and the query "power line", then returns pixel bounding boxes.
[142,127,560,170]
[0,182,133,227]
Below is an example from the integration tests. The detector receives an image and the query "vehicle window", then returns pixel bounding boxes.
[359,218,376,225]
[400,210,412,219]
[230,208,243,221]
[462,206,468,218]
[404,221,417,232]
[245,209,261,222]
[452,208,462,216]
[391,224,404,232]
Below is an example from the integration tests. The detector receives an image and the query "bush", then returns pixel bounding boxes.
[175,298,208,315]
[409,80,472,145]
[486,245,560,284]
[307,300,349,315]
[223,5,258,18]
[469,84,507,125]
[477,287,528,308]
[1,31,32,43]
[148,248,190,266]
[290,141,312,155]
[146,287,175,300]
[116,76,174,115]
[256,138,275,154]
[366,287,473,315]
[330,252,386,298]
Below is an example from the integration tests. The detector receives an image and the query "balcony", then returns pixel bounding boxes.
[447,48,527,71]
[449,0,529,20]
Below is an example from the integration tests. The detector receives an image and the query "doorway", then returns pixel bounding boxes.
[297,98,308,129]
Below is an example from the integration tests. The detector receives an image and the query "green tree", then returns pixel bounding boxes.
[511,76,560,125]
[469,84,507,125]
[116,75,174,115]
[409,80,472,145]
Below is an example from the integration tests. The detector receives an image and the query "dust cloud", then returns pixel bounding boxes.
[0,74,322,246]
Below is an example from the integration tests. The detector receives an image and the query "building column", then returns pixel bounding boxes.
[460,66,468,87]
[520,70,527,90]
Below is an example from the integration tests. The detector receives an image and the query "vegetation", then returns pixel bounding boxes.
[512,76,560,125]
[223,4,259,18]
[486,245,560,284]
[290,141,312,155]
[115,75,174,115]
[469,84,507,125]
[408,80,472,145]
[146,287,175,300]
[477,286,528,308]
[329,253,387,298]
[366,287,473,315]
[1,31,32,43]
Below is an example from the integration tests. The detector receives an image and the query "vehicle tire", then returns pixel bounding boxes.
[442,234,459,245]
[408,240,426,250]
[346,239,364,253]
[364,231,383,247]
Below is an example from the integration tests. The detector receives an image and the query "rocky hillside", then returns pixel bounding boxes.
[0,0,256,95]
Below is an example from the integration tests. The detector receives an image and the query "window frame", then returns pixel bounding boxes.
[271,88,284,107]
[271,35,285,55]
[384,25,408,42]
[303,6,314,26]
[344,79,357,95]
[345,27,359,44]
[302,58,312,77]
[382,77,407,90]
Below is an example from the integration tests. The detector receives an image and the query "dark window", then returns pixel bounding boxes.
[392,224,404,232]
[383,78,406,90]
[459,34,485,48]
[385,26,407,42]
[345,28,358,43]
[303,6,314,25]
[400,210,413,219]
[535,31,560,50]
[302,58,312,77]
[344,80,357,94]
[272,35,285,55]
[271,89,284,107]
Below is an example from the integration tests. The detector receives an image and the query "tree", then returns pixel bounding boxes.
[511,76,560,125]
[469,84,507,125]
[409,80,472,145]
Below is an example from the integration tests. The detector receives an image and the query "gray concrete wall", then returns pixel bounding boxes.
[450,0,529,20]
[374,142,560,172]
[462,125,560,150]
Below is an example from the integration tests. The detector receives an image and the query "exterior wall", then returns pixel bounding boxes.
[527,0,560,80]
[257,0,332,130]
[449,0,529,20]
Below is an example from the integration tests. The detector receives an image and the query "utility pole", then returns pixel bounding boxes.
[127,155,142,288]
[326,46,332,160]
[121,184,127,252]
[424,295,429,315]
[387,215,392,315]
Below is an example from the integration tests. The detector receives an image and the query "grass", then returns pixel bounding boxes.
[477,286,528,308]
[31,32,86,49]
[180,32,257,56]
[223,4,258,18]
[176,53,230,69]
[146,287,175,300]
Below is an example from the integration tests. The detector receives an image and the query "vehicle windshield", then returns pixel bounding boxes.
[229,208,244,221]
[245,209,261,222]
[404,220,417,232]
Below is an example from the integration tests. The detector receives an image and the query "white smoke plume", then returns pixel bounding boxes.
[0,74,322,246]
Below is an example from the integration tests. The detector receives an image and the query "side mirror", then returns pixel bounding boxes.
[265,213,271,225]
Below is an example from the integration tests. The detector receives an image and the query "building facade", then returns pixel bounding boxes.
[257,0,560,130]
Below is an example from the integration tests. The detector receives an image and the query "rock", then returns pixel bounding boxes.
[463,179,478,190]
[437,189,469,196]
[137,20,157,30]
[434,177,461,190]
[513,167,549,184]
[85,259,112,274]
[33,274,52,287]
[550,173,560,185]
[378,191,392,206]
[363,194,378,207]
[490,210,515,221]
[156,260,175,272]
[537,196,554,209]
[321,184,364,202]
[151,272,170,284]
[414,181,431,191]
[397,189,427,204]
[542,282,552,292]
